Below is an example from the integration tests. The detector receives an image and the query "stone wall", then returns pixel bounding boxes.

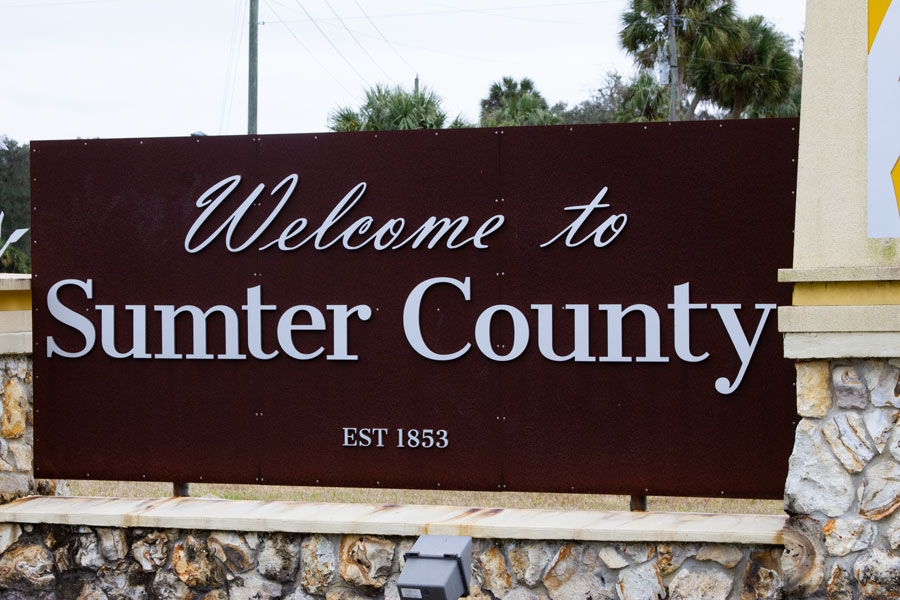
[0,354,66,503]
[0,522,784,600]
[784,359,900,597]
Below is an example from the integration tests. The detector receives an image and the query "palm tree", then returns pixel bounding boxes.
[329,84,447,132]
[688,15,797,118]
[613,72,670,122]
[479,77,559,127]
[619,0,745,120]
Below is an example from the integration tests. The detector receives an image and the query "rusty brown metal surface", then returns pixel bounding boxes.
[31,119,799,498]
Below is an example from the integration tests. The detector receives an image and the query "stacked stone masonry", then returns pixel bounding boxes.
[785,359,900,598]
[0,523,784,600]
[0,356,66,503]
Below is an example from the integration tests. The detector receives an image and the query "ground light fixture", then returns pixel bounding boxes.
[396,535,472,599]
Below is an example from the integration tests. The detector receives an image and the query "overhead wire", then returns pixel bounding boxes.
[224,0,248,134]
[351,0,416,76]
[263,0,356,97]
[291,0,371,87]
[678,54,797,73]
[323,0,395,84]
[219,0,244,134]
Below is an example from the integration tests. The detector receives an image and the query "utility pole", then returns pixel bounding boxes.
[667,0,679,122]
[248,0,259,135]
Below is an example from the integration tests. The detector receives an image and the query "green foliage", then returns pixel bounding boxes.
[328,84,448,132]
[688,15,798,118]
[619,0,744,120]
[480,77,560,127]
[554,71,669,124]
[0,137,31,273]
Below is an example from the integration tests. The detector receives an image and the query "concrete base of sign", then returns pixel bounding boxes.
[0,496,788,599]
[0,495,786,545]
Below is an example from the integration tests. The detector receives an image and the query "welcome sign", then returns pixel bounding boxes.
[31,120,798,497]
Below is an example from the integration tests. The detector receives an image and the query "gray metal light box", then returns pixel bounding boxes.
[396,535,472,599]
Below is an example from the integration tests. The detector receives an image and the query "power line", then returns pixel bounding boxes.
[679,54,797,73]
[225,1,248,134]
[267,0,618,25]
[263,0,356,97]
[0,0,127,8]
[351,0,416,76]
[292,0,371,88]
[323,0,394,84]
[219,0,244,134]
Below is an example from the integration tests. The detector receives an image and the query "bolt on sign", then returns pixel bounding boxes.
[868,0,900,237]
[31,120,798,498]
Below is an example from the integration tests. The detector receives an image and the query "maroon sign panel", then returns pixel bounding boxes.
[31,119,798,498]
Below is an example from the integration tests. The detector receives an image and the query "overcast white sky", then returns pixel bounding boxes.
[1,0,806,142]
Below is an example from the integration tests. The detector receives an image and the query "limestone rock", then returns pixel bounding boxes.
[542,544,614,600]
[338,535,393,589]
[73,533,105,570]
[324,582,371,600]
[738,549,783,600]
[257,533,300,583]
[864,409,898,453]
[871,362,900,408]
[620,544,654,565]
[503,587,551,600]
[282,586,316,600]
[172,535,224,588]
[54,542,74,572]
[826,564,854,600]
[822,413,877,473]
[0,472,32,502]
[392,537,415,573]
[889,427,900,463]
[824,517,877,556]
[132,532,168,572]
[40,525,65,551]
[97,561,149,600]
[781,516,825,597]
[228,572,283,600]
[507,542,554,587]
[859,459,900,520]
[797,361,831,417]
[7,440,31,471]
[1,378,27,438]
[299,534,335,594]
[596,545,628,570]
[854,548,900,599]
[784,419,855,517]
[150,569,190,600]
[208,531,255,575]
[616,561,664,600]
[0,543,56,591]
[667,565,733,600]
[97,528,128,562]
[695,544,744,569]
[0,523,21,554]
[833,365,869,409]
[476,546,512,597]
[76,581,110,600]
[36,479,70,497]
[656,544,697,576]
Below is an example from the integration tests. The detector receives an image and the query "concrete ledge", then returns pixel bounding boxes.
[778,266,900,282]
[0,274,31,291]
[784,332,900,359]
[0,332,31,355]
[0,496,786,545]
